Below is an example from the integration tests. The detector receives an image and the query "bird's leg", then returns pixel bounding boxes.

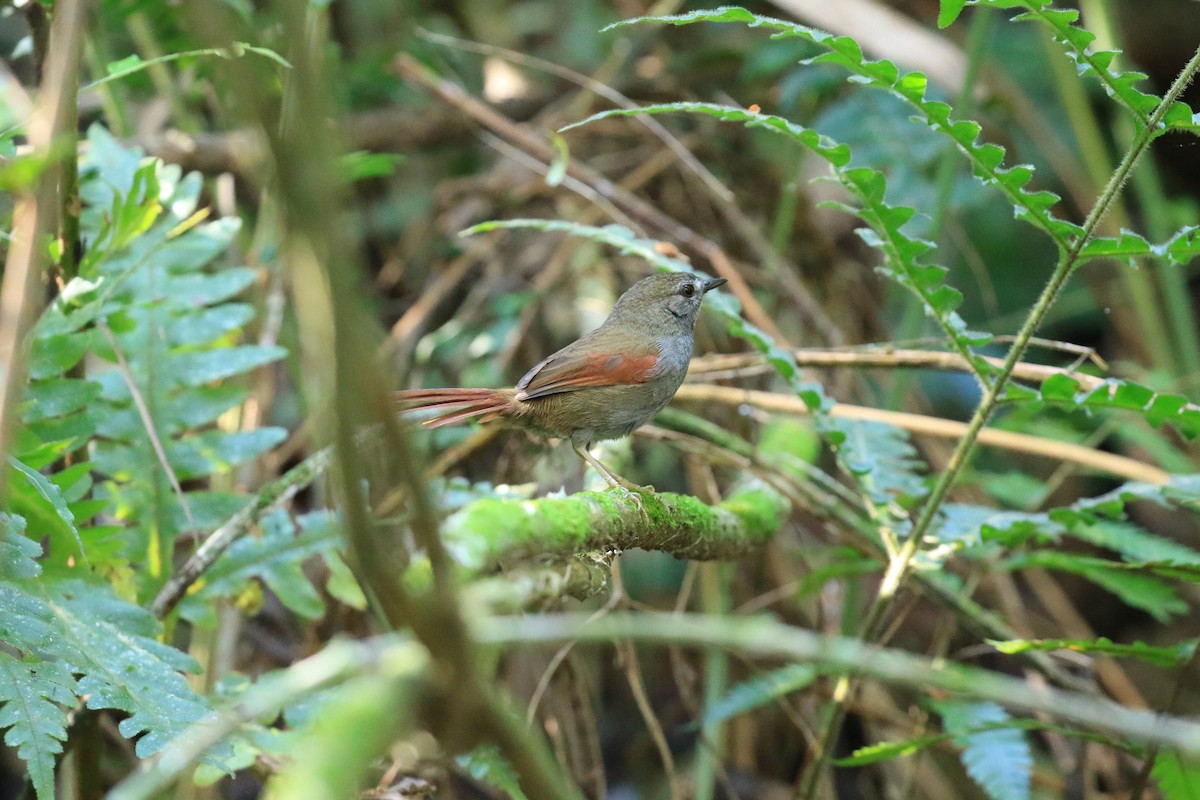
[572,444,654,511]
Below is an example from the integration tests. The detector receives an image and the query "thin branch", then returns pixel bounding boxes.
[672,383,1171,485]
[689,347,1115,396]
[416,27,735,203]
[97,321,196,534]
[150,446,333,618]
[476,612,1200,756]
[393,52,790,346]
[618,636,684,799]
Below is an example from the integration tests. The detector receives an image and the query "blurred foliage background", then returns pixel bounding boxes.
[4,0,1200,798]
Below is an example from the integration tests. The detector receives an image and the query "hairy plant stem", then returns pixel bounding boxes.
[793,41,1200,799]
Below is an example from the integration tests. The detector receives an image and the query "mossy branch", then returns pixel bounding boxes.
[441,482,790,577]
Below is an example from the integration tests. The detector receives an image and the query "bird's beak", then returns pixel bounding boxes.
[701,277,728,293]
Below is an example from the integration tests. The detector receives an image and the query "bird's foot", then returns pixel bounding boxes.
[609,481,654,517]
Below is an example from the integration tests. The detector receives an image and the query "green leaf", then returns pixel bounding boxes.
[949,475,1200,554]
[700,664,817,727]
[159,265,256,308]
[1070,520,1200,568]
[166,303,255,347]
[935,700,1031,800]
[1018,374,1200,440]
[1078,227,1200,267]
[28,331,93,378]
[0,655,76,800]
[324,549,367,610]
[989,637,1198,668]
[545,133,569,187]
[938,0,968,28]
[338,151,405,182]
[93,427,286,482]
[83,42,290,93]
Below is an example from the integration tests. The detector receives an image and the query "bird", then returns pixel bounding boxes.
[396,271,727,493]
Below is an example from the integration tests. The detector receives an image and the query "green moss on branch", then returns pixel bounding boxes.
[442,481,788,576]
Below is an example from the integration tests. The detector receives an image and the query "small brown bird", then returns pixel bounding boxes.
[397,272,727,492]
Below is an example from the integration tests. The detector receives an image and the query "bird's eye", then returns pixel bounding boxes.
[680,283,696,298]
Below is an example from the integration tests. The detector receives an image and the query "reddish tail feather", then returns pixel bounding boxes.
[395,387,515,429]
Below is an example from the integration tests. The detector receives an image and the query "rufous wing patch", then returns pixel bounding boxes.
[515,350,660,401]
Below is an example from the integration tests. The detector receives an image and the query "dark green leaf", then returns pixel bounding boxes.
[606,8,1083,249]
[975,1,1196,131]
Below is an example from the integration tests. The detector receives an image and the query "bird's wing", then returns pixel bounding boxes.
[514,341,660,401]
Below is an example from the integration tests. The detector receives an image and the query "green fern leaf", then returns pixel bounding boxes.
[827,419,929,509]
[1078,227,1200,267]
[181,510,347,623]
[606,7,1083,248]
[971,1,1198,133]
[1071,520,1200,568]
[1015,374,1200,439]
[0,573,220,768]
[1153,750,1200,800]
[7,458,86,566]
[0,655,76,800]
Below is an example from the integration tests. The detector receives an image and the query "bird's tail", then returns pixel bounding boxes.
[395,387,516,428]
